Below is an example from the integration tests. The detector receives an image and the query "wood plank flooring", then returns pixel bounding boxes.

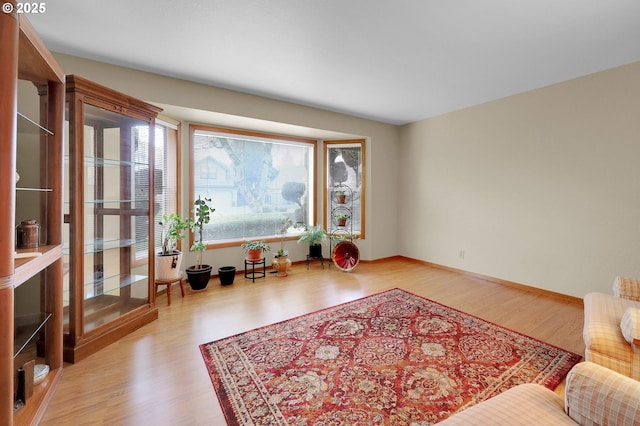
[40,257,584,425]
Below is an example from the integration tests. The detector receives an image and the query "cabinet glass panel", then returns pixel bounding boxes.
[63,114,70,320]
[16,81,50,241]
[65,103,151,334]
[13,274,46,358]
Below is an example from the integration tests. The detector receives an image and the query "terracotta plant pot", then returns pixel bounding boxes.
[246,248,263,262]
[272,256,292,277]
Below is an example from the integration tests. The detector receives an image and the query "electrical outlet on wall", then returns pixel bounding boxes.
[459,250,465,260]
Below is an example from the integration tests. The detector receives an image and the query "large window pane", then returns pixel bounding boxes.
[190,125,315,244]
[325,140,365,238]
[152,117,180,255]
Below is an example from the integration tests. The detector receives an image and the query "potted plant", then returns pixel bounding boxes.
[335,213,349,227]
[298,224,326,258]
[335,190,346,204]
[156,213,191,280]
[185,196,214,290]
[241,240,271,262]
[272,218,293,276]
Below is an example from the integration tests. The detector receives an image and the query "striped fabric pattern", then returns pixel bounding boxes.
[613,276,640,301]
[439,362,640,425]
[565,361,640,426]
[620,308,640,345]
[436,383,574,425]
[583,292,640,379]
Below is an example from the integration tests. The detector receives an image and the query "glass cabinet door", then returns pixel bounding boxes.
[78,104,151,332]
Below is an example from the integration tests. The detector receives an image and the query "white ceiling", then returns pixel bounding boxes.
[29,1,640,125]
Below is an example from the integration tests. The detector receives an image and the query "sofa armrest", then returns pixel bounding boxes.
[613,276,640,302]
[621,308,640,346]
[437,383,571,425]
[565,361,640,425]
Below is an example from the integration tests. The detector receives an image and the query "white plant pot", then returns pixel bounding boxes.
[155,250,183,280]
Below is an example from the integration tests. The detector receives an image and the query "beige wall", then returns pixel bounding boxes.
[52,53,400,270]
[51,53,640,297]
[399,62,640,297]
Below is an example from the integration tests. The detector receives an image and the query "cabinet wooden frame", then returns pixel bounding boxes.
[1,7,65,425]
[63,75,162,363]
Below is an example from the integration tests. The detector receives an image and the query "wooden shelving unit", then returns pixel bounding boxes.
[1,5,65,424]
[63,75,161,363]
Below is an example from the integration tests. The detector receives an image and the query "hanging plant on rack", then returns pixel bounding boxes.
[185,196,214,290]
[331,232,359,243]
[335,213,350,227]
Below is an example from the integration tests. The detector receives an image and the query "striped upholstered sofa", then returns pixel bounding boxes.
[438,361,640,425]
[583,276,640,380]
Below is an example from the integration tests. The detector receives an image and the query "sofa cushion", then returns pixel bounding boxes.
[613,276,640,301]
[620,307,640,345]
[436,383,574,425]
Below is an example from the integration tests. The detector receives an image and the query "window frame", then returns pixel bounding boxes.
[189,124,318,249]
[136,115,181,265]
[324,139,366,239]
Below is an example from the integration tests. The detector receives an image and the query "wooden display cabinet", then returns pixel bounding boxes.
[1,7,65,425]
[63,75,161,363]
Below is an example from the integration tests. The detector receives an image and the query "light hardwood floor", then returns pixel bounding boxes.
[40,257,584,425]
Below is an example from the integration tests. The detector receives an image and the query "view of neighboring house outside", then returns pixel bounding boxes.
[190,125,315,245]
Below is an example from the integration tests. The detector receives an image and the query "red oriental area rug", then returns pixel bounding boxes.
[200,288,581,425]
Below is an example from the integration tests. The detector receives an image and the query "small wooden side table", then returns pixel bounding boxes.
[155,276,185,306]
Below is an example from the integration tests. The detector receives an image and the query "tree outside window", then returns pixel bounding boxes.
[190,125,316,246]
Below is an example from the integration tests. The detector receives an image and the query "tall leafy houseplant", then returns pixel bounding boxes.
[190,196,214,269]
[156,213,191,280]
[185,196,214,290]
